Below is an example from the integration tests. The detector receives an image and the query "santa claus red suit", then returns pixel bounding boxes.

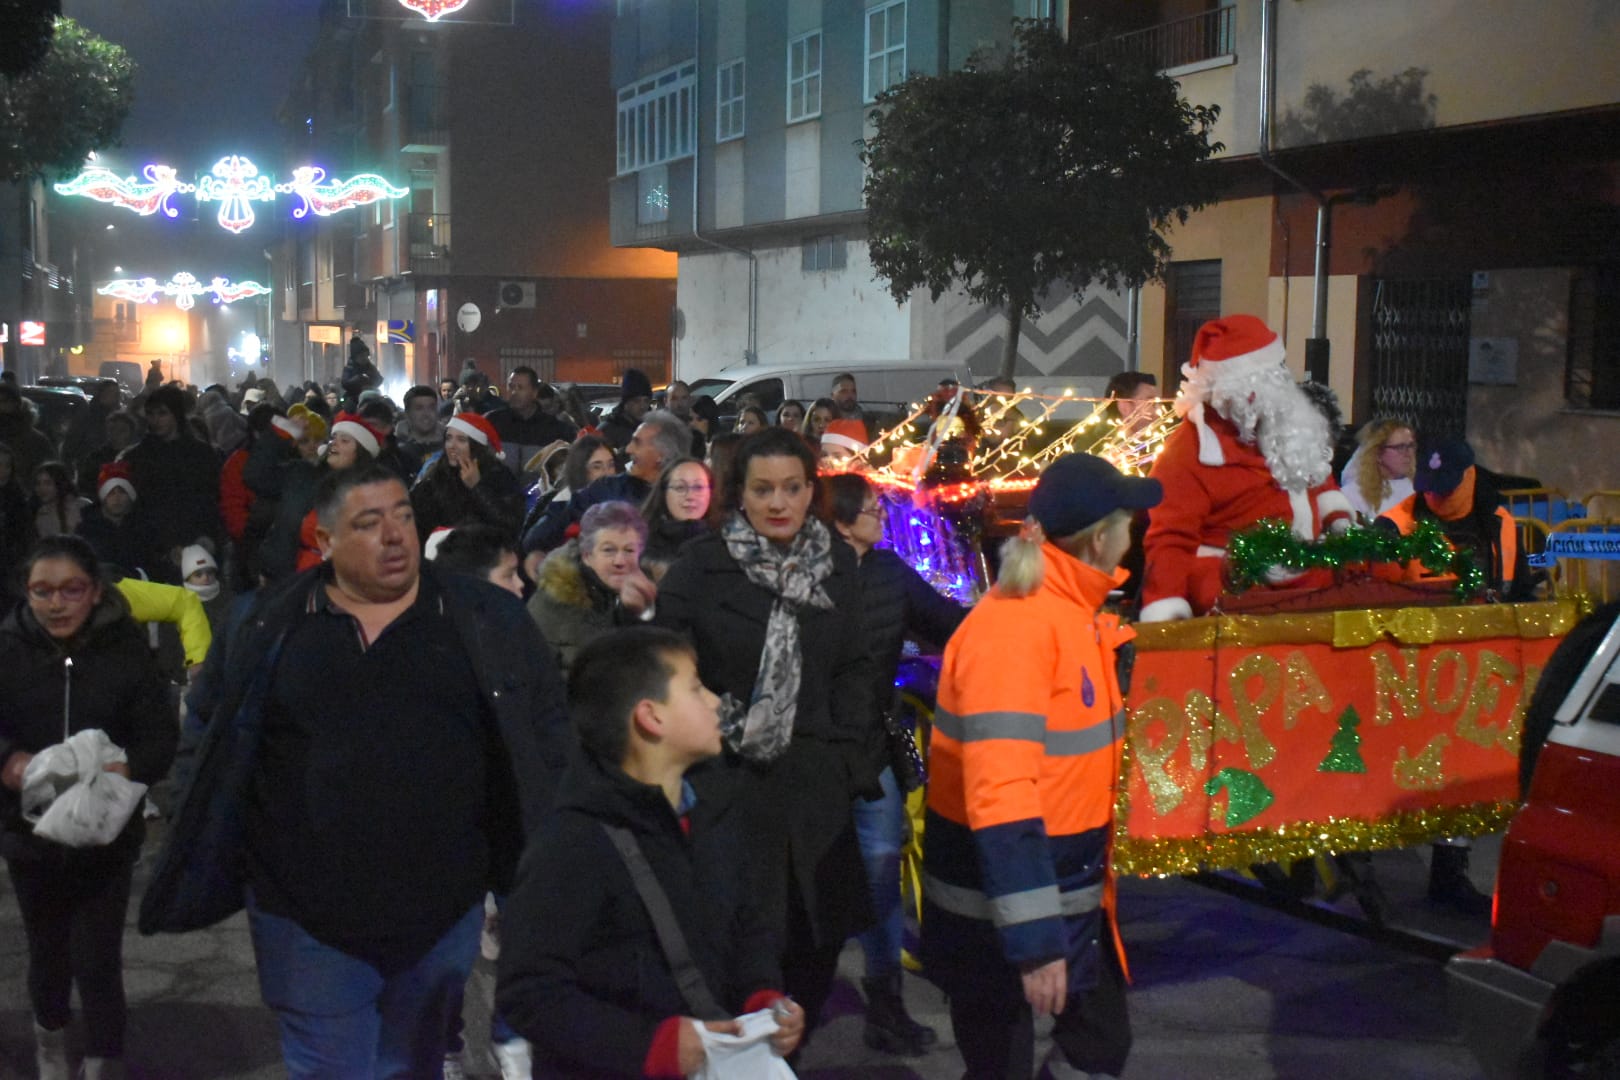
[1139,316,1352,622]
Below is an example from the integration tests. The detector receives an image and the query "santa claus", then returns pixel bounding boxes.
[1139,315,1353,622]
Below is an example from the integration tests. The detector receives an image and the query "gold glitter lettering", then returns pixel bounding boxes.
[1283,650,1333,730]
[1183,690,1215,772]
[1370,648,1422,726]
[1127,697,1188,816]
[1456,649,1519,751]
[1394,734,1450,790]
[1227,654,1280,769]
[1502,663,1541,755]
[1427,649,1469,713]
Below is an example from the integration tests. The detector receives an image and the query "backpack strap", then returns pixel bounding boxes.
[600,822,728,1021]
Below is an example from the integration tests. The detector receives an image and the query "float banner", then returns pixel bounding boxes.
[1116,600,1578,876]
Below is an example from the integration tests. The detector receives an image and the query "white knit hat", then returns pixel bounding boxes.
[179,544,218,581]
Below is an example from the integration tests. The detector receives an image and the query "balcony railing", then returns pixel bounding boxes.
[408,212,451,274]
[1096,6,1235,72]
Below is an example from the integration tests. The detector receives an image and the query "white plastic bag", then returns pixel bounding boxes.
[689,1008,797,1080]
[21,729,147,848]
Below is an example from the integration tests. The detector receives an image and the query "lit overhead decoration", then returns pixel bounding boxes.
[282,166,409,218]
[99,273,271,310]
[395,0,473,20]
[52,164,185,218]
[54,156,410,233]
[193,155,278,233]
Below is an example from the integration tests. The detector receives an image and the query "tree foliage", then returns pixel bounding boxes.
[0,17,136,184]
[860,21,1224,377]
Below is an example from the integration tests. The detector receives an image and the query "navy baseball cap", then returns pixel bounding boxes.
[1027,453,1162,537]
[1414,437,1475,495]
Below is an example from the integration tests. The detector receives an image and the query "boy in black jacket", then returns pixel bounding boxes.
[497,628,805,1078]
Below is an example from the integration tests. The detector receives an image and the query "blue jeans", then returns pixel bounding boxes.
[853,766,906,978]
[247,893,484,1079]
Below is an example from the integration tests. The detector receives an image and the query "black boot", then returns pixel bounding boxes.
[1428,844,1492,917]
[861,973,937,1056]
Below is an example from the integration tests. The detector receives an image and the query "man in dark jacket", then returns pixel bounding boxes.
[340,330,381,411]
[598,368,653,451]
[498,627,804,1078]
[486,366,576,480]
[0,382,57,483]
[119,385,221,576]
[139,464,572,1078]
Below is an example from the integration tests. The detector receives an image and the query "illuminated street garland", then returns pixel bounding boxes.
[396,0,473,19]
[55,156,409,232]
[99,273,271,310]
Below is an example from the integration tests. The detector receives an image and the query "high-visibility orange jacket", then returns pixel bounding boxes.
[921,543,1131,996]
[1376,490,1524,597]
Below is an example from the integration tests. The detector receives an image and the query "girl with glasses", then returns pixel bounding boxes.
[639,458,714,579]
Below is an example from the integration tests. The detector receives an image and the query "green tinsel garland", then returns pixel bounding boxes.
[1225,519,1486,601]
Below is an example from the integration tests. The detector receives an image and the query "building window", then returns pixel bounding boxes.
[802,235,846,273]
[716,59,745,142]
[616,61,697,176]
[1024,0,1055,19]
[788,30,822,122]
[1567,266,1620,410]
[1165,259,1222,394]
[865,0,907,102]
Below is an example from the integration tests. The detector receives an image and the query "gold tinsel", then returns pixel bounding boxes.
[1111,800,1519,878]
[1133,599,1580,653]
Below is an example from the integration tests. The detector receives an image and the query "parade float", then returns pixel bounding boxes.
[835,385,1581,881]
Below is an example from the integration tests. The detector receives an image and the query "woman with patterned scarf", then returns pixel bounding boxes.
[655,427,881,1043]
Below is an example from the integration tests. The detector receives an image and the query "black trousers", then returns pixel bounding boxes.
[7,848,137,1058]
[949,938,1132,1080]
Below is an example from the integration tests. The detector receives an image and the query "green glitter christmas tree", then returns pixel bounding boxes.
[1317,705,1368,774]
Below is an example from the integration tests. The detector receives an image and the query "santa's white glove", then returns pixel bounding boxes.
[1263,564,1306,585]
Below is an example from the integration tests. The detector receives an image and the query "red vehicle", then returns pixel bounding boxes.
[1448,603,1620,1078]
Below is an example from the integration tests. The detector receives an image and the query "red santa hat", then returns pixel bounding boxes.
[447,412,502,455]
[819,419,868,457]
[329,412,385,458]
[1179,315,1288,468]
[97,462,136,504]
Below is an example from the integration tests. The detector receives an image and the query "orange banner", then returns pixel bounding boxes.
[1115,600,1579,876]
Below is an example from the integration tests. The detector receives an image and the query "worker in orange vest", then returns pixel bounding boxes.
[1374,437,1530,602]
[922,453,1162,1080]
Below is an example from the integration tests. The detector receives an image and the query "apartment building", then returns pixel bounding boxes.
[272,0,677,395]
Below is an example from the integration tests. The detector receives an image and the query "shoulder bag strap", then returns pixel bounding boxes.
[600,822,728,1021]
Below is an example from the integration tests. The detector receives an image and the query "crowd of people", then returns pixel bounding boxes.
[0,318,1533,1079]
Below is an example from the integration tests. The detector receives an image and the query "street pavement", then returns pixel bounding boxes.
[0,831,1494,1079]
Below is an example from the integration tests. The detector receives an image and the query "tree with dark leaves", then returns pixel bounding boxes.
[1,16,135,183]
[860,20,1224,381]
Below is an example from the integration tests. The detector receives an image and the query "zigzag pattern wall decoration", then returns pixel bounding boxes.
[941,287,1130,378]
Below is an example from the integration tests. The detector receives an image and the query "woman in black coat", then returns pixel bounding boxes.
[655,427,880,1038]
[823,472,967,1055]
[411,413,523,544]
[0,535,176,1077]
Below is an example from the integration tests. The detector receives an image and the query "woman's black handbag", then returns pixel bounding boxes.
[884,701,928,794]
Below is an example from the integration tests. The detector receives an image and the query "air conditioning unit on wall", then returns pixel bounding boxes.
[498,280,536,309]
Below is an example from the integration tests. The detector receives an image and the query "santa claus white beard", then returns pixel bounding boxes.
[1203,368,1334,492]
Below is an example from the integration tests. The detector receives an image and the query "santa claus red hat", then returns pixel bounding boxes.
[329,412,385,458]
[1180,314,1288,468]
[447,412,502,455]
[97,462,136,504]
[819,419,868,456]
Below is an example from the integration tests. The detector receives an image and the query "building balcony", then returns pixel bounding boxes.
[1094,6,1236,74]
[408,212,451,275]
[402,84,449,152]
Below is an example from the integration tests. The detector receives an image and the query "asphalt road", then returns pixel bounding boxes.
[0,834,1491,1079]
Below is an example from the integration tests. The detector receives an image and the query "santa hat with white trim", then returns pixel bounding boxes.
[1177,314,1288,468]
[329,412,385,458]
[97,462,136,504]
[447,411,502,455]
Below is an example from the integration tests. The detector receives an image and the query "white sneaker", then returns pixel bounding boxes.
[495,1037,533,1080]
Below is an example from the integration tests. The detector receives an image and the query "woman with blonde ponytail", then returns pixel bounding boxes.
[921,453,1162,1080]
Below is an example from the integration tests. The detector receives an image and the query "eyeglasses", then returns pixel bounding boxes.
[28,580,93,603]
[668,482,710,495]
[1382,442,1417,453]
[858,504,886,519]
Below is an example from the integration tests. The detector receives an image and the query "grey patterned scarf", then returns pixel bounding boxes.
[719,511,836,763]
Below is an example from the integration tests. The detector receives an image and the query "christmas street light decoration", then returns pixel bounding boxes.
[395,0,473,20]
[52,164,186,218]
[99,273,272,310]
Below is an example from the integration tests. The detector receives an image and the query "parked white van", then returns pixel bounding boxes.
[685,360,963,417]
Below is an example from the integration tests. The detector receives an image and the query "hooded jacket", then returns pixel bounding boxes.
[497,754,783,1079]
[526,542,632,679]
[0,590,176,862]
